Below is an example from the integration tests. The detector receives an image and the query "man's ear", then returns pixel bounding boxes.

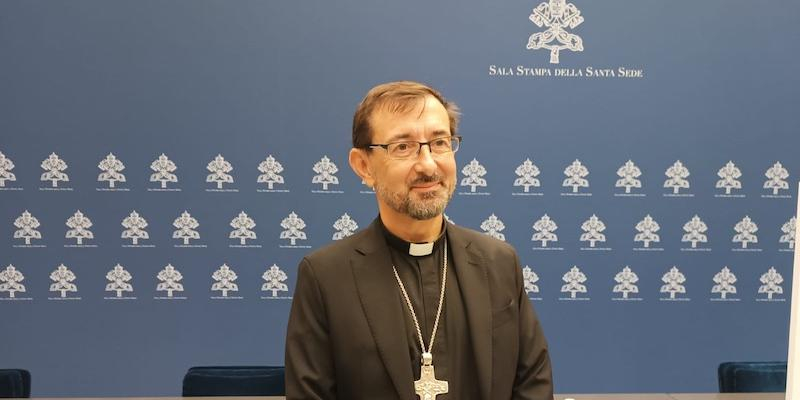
[349,148,374,188]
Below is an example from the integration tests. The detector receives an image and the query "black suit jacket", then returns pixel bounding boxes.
[285,219,553,400]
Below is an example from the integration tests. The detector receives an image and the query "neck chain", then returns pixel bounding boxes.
[391,239,448,357]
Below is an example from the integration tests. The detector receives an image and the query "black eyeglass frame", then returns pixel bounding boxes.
[362,135,462,158]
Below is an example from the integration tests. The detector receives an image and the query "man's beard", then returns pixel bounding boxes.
[375,174,454,220]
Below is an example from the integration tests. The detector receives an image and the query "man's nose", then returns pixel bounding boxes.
[413,144,437,173]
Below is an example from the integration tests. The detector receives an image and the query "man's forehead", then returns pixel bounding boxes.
[370,96,450,140]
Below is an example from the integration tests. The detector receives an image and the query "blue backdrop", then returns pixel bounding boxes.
[1,0,798,395]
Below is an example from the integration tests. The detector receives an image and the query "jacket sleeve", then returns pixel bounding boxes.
[285,257,337,400]
[511,251,555,400]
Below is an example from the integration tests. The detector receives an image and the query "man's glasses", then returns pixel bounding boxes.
[365,135,462,160]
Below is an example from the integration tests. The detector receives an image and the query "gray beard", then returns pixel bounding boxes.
[376,182,454,220]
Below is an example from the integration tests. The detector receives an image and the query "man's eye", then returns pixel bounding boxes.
[394,143,411,152]
[431,139,449,148]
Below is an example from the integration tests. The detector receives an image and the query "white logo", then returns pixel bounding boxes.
[613,266,639,300]
[229,211,257,245]
[122,211,150,245]
[513,159,540,192]
[150,154,178,189]
[758,267,784,301]
[156,264,184,298]
[660,267,687,300]
[212,264,239,297]
[65,210,94,245]
[0,151,17,188]
[262,264,290,298]
[105,264,133,298]
[49,264,78,298]
[664,160,690,195]
[780,216,796,249]
[763,161,789,195]
[532,214,558,247]
[97,153,127,189]
[615,160,642,194]
[682,215,708,249]
[711,266,737,300]
[561,266,587,299]
[312,156,339,190]
[562,159,589,193]
[461,159,488,193]
[732,216,758,249]
[580,214,606,248]
[480,214,506,241]
[333,213,358,240]
[206,154,234,189]
[527,0,584,64]
[634,214,660,248]
[40,152,69,188]
[280,211,307,246]
[715,161,742,195]
[522,266,540,295]
[0,265,26,298]
[173,211,200,245]
[14,210,42,245]
[258,155,285,190]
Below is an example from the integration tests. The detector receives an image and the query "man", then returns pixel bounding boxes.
[285,81,553,400]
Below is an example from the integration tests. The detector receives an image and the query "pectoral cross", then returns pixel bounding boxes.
[414,352,448,400]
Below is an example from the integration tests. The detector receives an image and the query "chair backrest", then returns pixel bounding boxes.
[718,361,787,393]
[0,369,31,398]
[182,366,285,396]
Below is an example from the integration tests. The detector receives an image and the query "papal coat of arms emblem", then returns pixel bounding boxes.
[527,0,584,64]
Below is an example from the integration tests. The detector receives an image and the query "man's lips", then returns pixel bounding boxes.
[411,181,441,190]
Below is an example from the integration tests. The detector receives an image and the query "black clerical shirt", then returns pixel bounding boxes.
[379,218,481,400]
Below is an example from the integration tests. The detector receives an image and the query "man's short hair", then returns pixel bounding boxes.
[352,81,461,148]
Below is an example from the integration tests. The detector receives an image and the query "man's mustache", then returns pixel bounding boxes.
[410,174,444,186]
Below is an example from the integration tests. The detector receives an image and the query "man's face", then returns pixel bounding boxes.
[365,96,457,221]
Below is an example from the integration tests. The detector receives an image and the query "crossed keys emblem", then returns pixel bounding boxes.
[526,0,584,64]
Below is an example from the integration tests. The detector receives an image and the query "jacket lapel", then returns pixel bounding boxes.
[351,220,415,400]
[448,224,492,400]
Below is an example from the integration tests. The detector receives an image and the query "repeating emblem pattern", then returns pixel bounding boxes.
[0,151,18,189]
[173,211,202,246]
[332,213,358,240]
[229,211,257,246]
[562,159,589,194]
[612,266,640,300]
[460,159,488,193]
[480,214,506,241]
[780,216,796,250]
[633,214,662,250]
[664,160,691,196]
[526,0,584,64]
[758,267,784,301]
[206,154,235,191]
[211,264,240,298]
[14,210,43,246]
[532,214,559,248]
[49,264,78,299]
[280,211,309,247]
[522,266,541,299]
[580,214,608,249]
[105,264,134,299]
[711,266,737,301]
[660,266,688,301]
[682,215,709,250]
[615,160,642,195]
[258,155,286,191]
[97,153,127,190]
[513,158,541,194]
[262,264,290,299]
[156,264,185,299]
[715,161,742,196]
[0,265,27,299]
[560,266,588,300]
[122,211,150,246]
[65,210,95,246]
[40,152,70,189]
[732,216,758,250]
[312,156,340,192]
[149,154,179,190]
[763,162,789,196]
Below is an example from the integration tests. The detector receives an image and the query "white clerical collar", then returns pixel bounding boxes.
[379,216,447,257]
[409,242,435,256]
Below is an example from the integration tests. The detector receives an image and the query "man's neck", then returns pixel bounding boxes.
[379,212,444,243]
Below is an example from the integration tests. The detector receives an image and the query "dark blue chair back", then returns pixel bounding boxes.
[718,361,787,393]
[182,366,285,396]
[0,369,31,398]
